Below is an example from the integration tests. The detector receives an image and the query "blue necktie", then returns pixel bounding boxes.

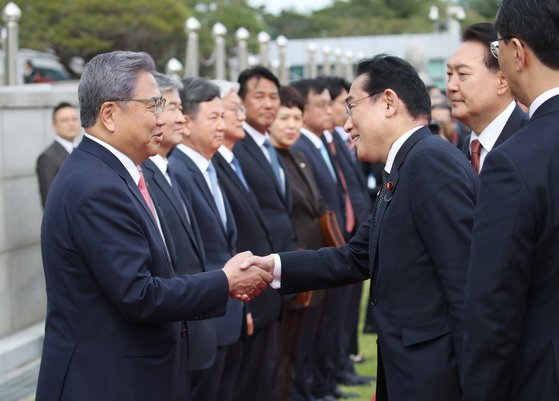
[319,143,337,182]
[263,139,285,195]
[207,162,227,228]
[231,156,249,191]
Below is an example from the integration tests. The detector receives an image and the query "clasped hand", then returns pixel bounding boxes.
[222,252,275,302]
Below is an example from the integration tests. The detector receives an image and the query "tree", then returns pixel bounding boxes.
[3,0,189,70]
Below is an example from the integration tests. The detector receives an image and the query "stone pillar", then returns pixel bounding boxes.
[258,31,270,68]
[236,27,250,74]
[307,43,317,79]
[2,2,21,86]
[184,16,201,78]
[276,35,288,84]
[213,22,227,80]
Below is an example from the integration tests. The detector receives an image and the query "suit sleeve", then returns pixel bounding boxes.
[461,149,535,401]
[36,152,59,207]
[279,213,372,293]
[72,180,229,323]
[409,147,478,367]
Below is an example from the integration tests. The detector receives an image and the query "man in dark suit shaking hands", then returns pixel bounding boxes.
[244,55,479,401]
[461,1,559,400]
[35,51,271,401]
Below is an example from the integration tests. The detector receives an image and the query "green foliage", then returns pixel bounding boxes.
[470,0,499,19]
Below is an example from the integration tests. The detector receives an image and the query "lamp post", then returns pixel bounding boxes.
[276,35,288,84]
[258,31,270,67]
[3,2,21,86]
[165,58,183,80]
[184,16,201,77]
[236,27,250,73]
[322,46,331,76]
[307,43,317,78]
[334,48,343,77]
[213,22,227,80]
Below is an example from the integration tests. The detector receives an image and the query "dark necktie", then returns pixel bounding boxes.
[327,141,355,234]
[263,139,285,195]
[231,156,249,191]
[167,165,191,224]
[470,139,482,174]
[374,170,390,227]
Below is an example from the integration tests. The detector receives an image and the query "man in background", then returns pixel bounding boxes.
[36,102,80,207]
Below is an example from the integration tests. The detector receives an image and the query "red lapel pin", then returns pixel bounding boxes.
[386,181,394,191]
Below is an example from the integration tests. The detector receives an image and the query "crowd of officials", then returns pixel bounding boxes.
[34,0,559,400]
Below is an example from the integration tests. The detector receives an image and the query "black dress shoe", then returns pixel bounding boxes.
[331,387,359,399]
[336,372,373,386]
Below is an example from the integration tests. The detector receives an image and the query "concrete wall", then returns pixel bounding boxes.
[0,82,79,338]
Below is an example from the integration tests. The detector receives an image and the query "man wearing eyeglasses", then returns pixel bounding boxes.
[461,1,559,400]
[446,22,528,174]
[35,51,271,401]
[244,54,479,401]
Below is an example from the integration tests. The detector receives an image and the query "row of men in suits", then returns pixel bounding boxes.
[35,51,272,401]
[246,6,559,400]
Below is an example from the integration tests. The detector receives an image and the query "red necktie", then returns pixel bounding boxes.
[136,165,158,220]
[470,139,482,174]
[328,141,355,234]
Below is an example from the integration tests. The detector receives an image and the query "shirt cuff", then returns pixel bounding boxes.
[270,253,282,289]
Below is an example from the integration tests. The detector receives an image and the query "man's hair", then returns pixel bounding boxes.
[317,76,350,100]
[462,23,499,72]
[355,54,431,120]
[52,102,75,121]
[279,86,305,113]
[180,77,220,119]
[496,0,559,70]
[78,51,155,128]
[211,79,240,99]
[153,71,183,93]
[290,79,329,103]
[237,66,280,100]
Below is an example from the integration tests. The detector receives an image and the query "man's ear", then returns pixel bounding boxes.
[383,89,399,117]
[496,70,510,95]
[183,114,192,137]
[99,101,117,132]
[511,38,526,72]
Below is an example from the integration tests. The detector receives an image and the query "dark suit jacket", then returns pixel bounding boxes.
[141,158,218,370]
[279,127,479,401]
[462,95,559,401]
[292,134,345,234]
[233,133,297,252]
[36,140,70,207]
[169,149,244,346]
[213,151,282,330]
[461,104,528,161]
[36,136,228,401]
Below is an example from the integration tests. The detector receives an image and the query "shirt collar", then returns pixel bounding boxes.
[335,126,350,142]
[471,100,516,152]
[54,135,75,154]
[84,133,139,184]
[149,154,168,176]
[322,130,334,144]
[243,121,270,147]
[176,143,210,174]
[218,144,234,164]
[529,87,559,118]
[300,128,324,149]
[384,125,424,174]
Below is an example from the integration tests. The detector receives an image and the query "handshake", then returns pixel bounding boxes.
[222,251,275,302]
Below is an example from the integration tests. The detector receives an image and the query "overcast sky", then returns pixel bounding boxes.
[248,0,334,14]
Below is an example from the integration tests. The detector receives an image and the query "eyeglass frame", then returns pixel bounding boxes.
[225,104,246,116]
[345,93,379,118]
[489,37,513,59]
[107,96,167,115]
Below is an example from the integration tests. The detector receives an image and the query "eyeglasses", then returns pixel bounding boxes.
[489,37,512,59]
[226,105,246,116]
[108,96,166,114]
[345,94,375,118]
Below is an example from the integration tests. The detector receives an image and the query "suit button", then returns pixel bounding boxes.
[181,328,188,338]
[371,298,377,306]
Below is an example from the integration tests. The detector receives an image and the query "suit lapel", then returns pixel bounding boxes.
[369,128,431,279]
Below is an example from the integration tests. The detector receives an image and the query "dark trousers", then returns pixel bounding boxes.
[191,339,243,401]
[233,321,279,401]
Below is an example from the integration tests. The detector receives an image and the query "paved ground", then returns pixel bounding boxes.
[0,358,39,401]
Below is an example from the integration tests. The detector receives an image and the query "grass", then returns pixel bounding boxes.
[339,280,378,401]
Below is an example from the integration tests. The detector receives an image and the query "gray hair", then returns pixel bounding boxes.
[153,71,183,93]
[179,77,220,119]
[211,79,240,99]
[78,51,155,128]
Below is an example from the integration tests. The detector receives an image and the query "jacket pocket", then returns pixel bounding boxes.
[401,316,451,347]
